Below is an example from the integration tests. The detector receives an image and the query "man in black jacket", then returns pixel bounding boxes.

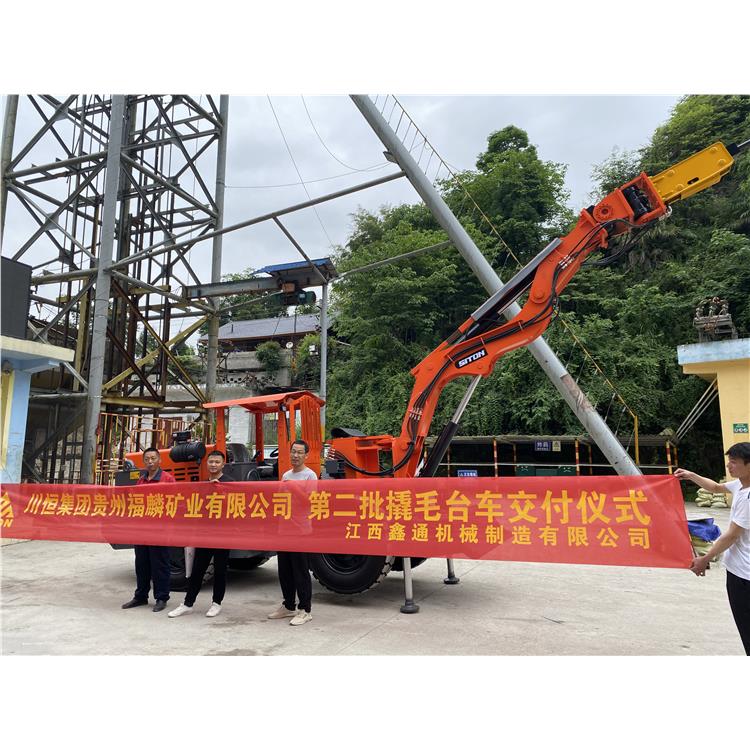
[168,450,232,619]
[121,447,175,612]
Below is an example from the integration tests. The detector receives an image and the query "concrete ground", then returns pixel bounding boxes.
[1,501,744,656]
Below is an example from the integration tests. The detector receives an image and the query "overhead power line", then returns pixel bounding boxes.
[266,95,335,249]
[225,163,388,190]
[301,95,384,173]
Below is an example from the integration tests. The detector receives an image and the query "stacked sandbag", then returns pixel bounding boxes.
[695,488,729,508]
[690,537,717,560]
[687,518,723,563]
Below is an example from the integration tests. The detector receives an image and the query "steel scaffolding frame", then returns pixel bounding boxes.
[2,94,405,483]
[2,95,226,482]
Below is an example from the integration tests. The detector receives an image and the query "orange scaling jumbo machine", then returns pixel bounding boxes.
[120,138,747,597]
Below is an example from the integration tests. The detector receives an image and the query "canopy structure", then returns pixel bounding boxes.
[202,390,325,413]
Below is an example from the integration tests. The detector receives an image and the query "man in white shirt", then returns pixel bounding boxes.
[267,439,317,626]
[676,441,750,655]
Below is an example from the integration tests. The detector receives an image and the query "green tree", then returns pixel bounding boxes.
[291,333,321,390]
[552,95,750,476]
[326,100,750,480]
[589,147,641,200]
[326,125,573,438]
[443,124,574,264]
[255,340,283,382]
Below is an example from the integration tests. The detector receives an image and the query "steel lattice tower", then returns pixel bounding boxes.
[1,94,229,482]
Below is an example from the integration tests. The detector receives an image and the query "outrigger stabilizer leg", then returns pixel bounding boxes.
[444,558,460,584]
[420,377,480,591]
[400,557,420,614]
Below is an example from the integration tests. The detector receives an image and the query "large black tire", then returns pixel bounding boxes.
[391,557,428,572]
[309,553,395,595]
[227,554,271,570]
[169,546,189,591]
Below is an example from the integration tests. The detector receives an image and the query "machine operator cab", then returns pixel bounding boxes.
[203,390,324,481]
[112,391,325,588]
[117,390,324,486]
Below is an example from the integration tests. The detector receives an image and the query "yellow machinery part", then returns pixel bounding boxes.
[650,142,734,203]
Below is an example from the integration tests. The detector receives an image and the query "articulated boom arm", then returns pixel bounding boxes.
[391,173,666,474]
[329,141,741,479]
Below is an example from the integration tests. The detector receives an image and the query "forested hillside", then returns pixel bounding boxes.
[325,96,750,477]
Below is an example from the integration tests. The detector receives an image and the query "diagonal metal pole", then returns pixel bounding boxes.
[351,94,640,476]
[81,95,127,484]
[102,315,209,392]
[152,96,218,213]
[38,95,110,147]
[8,185,98,261]
[9,95,78,170]
[110,280,207,403]
[110,170,405,271]
[12,160,107,260]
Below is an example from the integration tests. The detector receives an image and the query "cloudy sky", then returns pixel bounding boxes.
[185,94,680,278]
[2,94,680,281]
[1,94,682,343]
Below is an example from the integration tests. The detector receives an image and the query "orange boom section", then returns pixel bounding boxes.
[329,172,668,479]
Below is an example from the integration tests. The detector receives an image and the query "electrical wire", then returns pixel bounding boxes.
[225,163,388,189]
[266,96,335,249]
[301,95,385,172]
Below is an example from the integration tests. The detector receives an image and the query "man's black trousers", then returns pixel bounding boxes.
[134,545,171,602]
[726,570,750,655]
[277,551,312,612]
[184,548,229,606]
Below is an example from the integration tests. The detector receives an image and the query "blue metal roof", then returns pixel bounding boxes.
[256,257,337,280]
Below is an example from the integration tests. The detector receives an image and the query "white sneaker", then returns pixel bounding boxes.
[267,605,296,619]
[289,610,312,626]
[206,603,222,618]
[167,604,193,618]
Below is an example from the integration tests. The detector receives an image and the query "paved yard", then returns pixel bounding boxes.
[0,502,743,655]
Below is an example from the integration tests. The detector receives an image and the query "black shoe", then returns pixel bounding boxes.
[122,598,148,609]
[153,599,167,612]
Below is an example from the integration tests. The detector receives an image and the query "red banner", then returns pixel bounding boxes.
[0,476,691,567]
